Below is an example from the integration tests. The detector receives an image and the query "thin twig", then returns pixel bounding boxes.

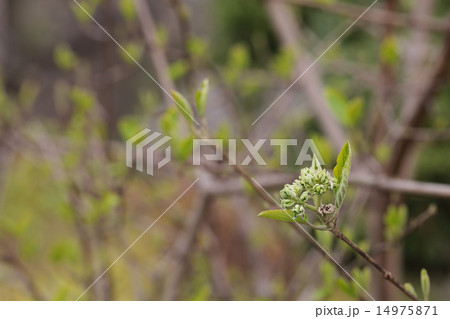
[372,204,438,255]
[402,204,437,238]
[163,192,213,300]
[134,0,174,104]
[331,228,419,301]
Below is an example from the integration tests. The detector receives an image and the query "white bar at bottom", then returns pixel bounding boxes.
[0,301,449,319]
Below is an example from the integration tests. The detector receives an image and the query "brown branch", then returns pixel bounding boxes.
[264,0,347,153]
[349,173,450,199]
[401,0,435,123]
[167,0,192,63]
[203,226,233,300]
[278,0,450,33]
[199,170,450,199]
[163,192,213,300]
[390,126,450,142]
[134,0,174,105]
[331,228,419,300]
[0,251,45,300]
[389,29,450,174]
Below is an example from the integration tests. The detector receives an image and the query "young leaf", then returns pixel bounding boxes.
[333,141,352,209]
[196,79,209,117]
[258,209,304,223]
[421,268,430,301]
[404,283,418,299]
[170,90,194,121]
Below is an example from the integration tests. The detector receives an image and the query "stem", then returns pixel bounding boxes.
[305,203,317,212]
[306,222,329,231]
[331,227,419,301]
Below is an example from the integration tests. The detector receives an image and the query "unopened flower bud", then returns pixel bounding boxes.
[281,185,296,199]
[281,199,296,209]
[315,170,327,184]
[299,191,310,203]
[313,184,326,195]
[292,204,305,217]
[300,168,310,178]
[305,174,314,188]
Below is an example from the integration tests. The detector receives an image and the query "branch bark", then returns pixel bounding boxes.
[199,169,450,199]
[134,0,174,105]
[163,193,213,300]
[331,227,419,300]
[389,29,450,174]
[278,0,450,33]
[264,0,347,153]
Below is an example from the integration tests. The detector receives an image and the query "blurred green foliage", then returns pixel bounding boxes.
[0,0,449,302]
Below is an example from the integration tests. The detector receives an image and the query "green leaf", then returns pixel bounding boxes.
[119,41,144,64]
[404,283,418,299]
[258,209,304,223]
[228,43,250,70]
[173,137,194,162]
[224,43,251,84]
[346,97,363,126]
[321,262,336,288]
[333,141,351,208]
[380,35,400,66]
[160,107,179,136]
[384,204,408,242]
[170,90,194,121]
[118,116,142,140]
[421,268,430,301]
[352,267,371,290]
[70,0,101,24]
[270,47,296,79]
[155,25,169,48]
[54,44,78,71]
[337,278,357,298]
[326,88,363,127]
[316,230,333,250]
[19,80,40,110]
[187,36,208,58]
[169,59,190,80]
[118,0,137,22]
[196,79,209,117]
[70,87,95,112]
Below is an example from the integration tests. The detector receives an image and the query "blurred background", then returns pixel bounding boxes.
[0,0,449,301]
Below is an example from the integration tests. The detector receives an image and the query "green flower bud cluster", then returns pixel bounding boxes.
[299,167,337,195]
[279,163,337,219]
